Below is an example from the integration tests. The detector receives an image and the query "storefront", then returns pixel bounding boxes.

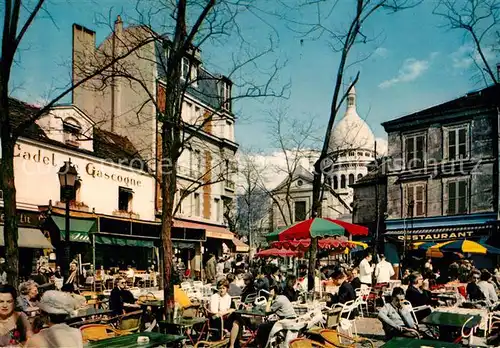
[0,209,54,277]
[384,213,497,267]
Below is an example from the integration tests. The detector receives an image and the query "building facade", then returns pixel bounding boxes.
[71,17,247,263]
[1,99,158,275]
[270,165,351,230]
[382,85,500,265]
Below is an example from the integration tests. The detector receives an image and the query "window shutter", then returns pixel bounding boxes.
[447,182,456,215]
[458,181,467,214]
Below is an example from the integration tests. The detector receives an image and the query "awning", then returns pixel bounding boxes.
[94,234,154,248]
[173,219,206,230]
[232,238,249,252]
[0,226,54,249]
[385,224,493,242]
[52,216,96,243]
[206,226,234,240]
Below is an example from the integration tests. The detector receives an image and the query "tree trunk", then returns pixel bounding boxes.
[308,171,322,291]
[0,119,19,287]
[161,123,177,319]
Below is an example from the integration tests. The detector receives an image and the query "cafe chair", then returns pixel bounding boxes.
[319,329,374,348]
[138,292,157,303]
[79,324,129,342]
[193,338,230,347]
[289,338,328,348]
[115,310,143,333]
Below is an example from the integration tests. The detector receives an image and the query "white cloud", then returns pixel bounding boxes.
[450,44,495,70]
[374,47,389,58]
[378,58,429,89]
[375,137,388,156]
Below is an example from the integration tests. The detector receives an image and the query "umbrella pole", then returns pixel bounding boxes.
[308,237,318,294]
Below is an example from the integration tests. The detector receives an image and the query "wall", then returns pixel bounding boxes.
[14,138,155,221]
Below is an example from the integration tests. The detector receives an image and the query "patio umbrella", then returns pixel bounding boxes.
[271,237,353,251]
[411,242,436,250]
[428,239,500,255]
[255,248,301,258]
[266,217,368,242]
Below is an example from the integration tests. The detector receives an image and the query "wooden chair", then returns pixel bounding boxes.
[115,310,142,333]
[289,338,328,348]
[79,324,128,342]
[138,292,157,303]
[319,329,374,348]
[194,338,230,347]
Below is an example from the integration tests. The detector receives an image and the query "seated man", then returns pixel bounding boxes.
[405,273,432,321]
[378,287,420,339]
[109,277,138,315]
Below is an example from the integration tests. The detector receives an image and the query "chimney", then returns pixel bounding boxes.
[72,24,96,105]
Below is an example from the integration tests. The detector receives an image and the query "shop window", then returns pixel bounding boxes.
[348,174,354,186]
[446,179,468,215]
[333,176,338,190]
[63,118,81,147]
[404,183,426,217]
[444,125,469,161]
[118,187,133,212]
[404,133,425,169]
[294,201,307,222]
[340,175,346,188]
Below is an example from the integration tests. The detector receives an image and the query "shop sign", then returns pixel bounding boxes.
[397,231,474,241]
[0,209,44,227]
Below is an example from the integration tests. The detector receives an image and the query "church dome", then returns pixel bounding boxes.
[329,86,375,152]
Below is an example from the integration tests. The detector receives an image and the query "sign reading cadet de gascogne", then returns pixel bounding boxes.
[14,142,142,187]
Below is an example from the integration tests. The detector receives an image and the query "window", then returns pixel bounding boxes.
[190,149,201,178]
[340,175,346,188]
[214,198,221,221]
[226,120,233,140]
[184,102,192,122]
[333,176,338,189]
[357,173,363,180]
[447,180,468,215]
[365,152,371,157]
[294,201,307,222]
[348,174,354,185]
[181,57,190,81]
[222,82,231,111]
[118,187,133,211]
[63,118,81,147]
[357,152,363,157]
[349,151,355,156]
[194,193,200,216]
[404,134,425,169]
[404,183,426,217]
[445,125,468,160]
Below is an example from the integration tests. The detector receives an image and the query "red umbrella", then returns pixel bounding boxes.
[255,248,301,258]
[266,217,368,242]
[271,237,353,251]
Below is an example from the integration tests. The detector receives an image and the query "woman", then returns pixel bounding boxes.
[281,275,298,302]
[27,291,82,348]
[256,284,296,347]
[209,280,234,340]
[0,285,32,346]
[17,281,39,312]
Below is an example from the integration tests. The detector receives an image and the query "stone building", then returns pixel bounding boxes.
[71,17,247,262]
[381,85,500,265]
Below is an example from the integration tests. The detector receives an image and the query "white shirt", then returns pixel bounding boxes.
[210,293,232,314]
[374,260,395,283]
[478,280,498,304]
[359,258,373,284]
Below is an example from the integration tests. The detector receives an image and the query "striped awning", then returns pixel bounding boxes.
[52,216,96,243]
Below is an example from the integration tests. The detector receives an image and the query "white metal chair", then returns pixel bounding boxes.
[338,300,358,337]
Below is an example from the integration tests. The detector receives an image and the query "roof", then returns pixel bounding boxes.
[382,84,500,132]
[272,164,314,192]
[11,98,149,172]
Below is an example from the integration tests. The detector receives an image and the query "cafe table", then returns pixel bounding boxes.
[381,337,461,348]
[84,332,185,348]
[159,317,208,345]
[421,311,481,342]
[234,308,267,317]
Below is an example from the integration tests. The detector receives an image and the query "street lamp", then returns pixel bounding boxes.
[57,160,78,278]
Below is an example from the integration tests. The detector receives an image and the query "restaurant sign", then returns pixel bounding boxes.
[397,231,474,241]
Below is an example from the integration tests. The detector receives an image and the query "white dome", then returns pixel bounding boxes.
[329,87,375,152]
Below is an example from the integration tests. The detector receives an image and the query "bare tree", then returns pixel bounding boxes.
[278,0,422,291]
[0,0,162,286]
[434,0,499,85]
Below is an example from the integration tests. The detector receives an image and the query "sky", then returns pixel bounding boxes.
[7,0,499,155]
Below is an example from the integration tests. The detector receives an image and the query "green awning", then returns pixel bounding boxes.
[52,216,96,243]
[94,235,154,248]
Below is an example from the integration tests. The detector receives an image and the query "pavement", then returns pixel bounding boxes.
[354,316,386,347]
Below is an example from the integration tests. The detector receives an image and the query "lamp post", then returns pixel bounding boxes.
[57,160,78,279]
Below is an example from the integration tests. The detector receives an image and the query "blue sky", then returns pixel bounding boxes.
[8,0,497,153]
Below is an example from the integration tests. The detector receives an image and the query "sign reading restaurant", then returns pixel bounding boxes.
[14,143,142,187]
[397,231,474,241]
